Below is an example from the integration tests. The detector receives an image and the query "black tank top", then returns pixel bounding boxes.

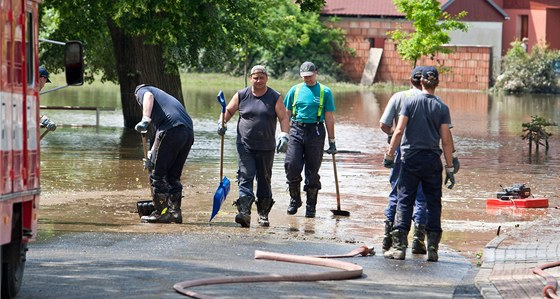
[236,86,280,150]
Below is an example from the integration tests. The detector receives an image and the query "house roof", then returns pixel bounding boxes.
[321,0,403,17]
[322,0,508,20]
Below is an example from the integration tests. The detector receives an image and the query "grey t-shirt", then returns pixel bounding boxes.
[399,93,452,158]
[379,88,422,128]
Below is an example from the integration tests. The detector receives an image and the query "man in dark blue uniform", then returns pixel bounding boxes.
[134,85,194,224]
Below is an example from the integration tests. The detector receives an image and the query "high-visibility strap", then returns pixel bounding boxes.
[292,83,324,122]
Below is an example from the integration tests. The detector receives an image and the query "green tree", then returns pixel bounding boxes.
[388,0,468,67]
[39,0,328,128]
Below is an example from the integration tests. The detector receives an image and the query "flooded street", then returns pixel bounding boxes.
[37,85,560,263]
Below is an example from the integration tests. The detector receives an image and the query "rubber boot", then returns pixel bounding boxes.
[168,192,183,224]
[382,220,393,252]
[256,197,275,227]
[411,223,427,254]
[233,196,254,227]
[383,229,408,260]
[141,193,173,223]
[427,231,442,262]
[305,188,319,218]
[286,183,302,215]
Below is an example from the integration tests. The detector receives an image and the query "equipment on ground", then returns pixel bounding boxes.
[486,183,548,208]
[210,91,231,222]
[330,154,350,217]
[136,133,155,217]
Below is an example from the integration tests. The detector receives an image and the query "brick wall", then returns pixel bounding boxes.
[328,18,492,90]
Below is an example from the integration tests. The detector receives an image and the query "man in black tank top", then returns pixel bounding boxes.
[217,65,290,227]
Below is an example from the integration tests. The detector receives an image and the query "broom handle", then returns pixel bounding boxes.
[332,154,341,210]
[220,111,225,180]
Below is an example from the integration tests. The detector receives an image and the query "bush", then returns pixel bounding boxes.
[492,40,560,94]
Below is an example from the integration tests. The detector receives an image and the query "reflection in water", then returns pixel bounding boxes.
[39,86,560,256]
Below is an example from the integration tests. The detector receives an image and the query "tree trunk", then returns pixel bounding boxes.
[107,19,184,128]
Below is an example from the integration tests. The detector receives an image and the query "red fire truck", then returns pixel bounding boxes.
[1,1,83,297]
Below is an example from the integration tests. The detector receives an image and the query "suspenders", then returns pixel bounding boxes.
[292,83,325,122]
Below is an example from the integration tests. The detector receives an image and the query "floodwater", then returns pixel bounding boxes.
[37,84,560,262]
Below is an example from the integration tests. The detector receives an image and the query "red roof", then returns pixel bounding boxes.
[321,0,403,17]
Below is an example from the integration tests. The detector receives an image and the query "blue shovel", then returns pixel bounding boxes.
[210,91,231,222]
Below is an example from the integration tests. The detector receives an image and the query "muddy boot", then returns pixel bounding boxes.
[305,188,319,218]
[411,223,427,254]
[168,192,183,224]
[256,197,275,227]
[141,193,173,223]
[233,196,254,227]
[382,220,393,252]
[427,231,442,262]
[383,229,408,260]
[287,183,302,215]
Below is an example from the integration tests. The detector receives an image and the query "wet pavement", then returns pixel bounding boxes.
[28,88,560,298]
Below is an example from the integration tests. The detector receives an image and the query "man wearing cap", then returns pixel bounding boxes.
[217,65,290,227]
[283,61,337,218]
[38,66,57,133]
[134,84,194,224]
[383,66,456,262]
[379,66,428,255]
[38,66,51,91]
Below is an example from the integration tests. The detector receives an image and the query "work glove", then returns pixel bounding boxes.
[135,116,151,133]
[143,151,154,172]
[217,120,227,136]
[276,132,289,153]
[326,138,337,155]
[383,153,395,168]
[444,166,455,189]
[40,115,57,132]
[452,153,460,174]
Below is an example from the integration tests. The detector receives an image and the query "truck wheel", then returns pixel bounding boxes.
[1,242,27,299]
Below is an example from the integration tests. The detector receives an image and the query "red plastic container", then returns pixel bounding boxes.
[486,197,549,208]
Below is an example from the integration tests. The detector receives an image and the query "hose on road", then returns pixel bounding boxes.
[173,245,373,299]
[532,261,559,299]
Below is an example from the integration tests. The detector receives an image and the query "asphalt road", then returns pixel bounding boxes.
[18,231,481,299]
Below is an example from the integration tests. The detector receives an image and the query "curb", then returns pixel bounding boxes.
[474,235,507,299]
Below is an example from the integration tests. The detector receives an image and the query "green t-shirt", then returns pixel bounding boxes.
[284,82,335,123]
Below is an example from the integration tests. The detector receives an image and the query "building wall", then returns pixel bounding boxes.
[328,17,492,90]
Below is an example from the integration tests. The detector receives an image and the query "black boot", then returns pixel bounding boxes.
[427,231,442,262]
[233,196,254,227]
[168,192,183,224]
[382,220,393,252]
[141,193,173,223]
[256,197,275,227]
[305,188,318,218]
[411,223,427,254]
[383,229,408,260]
[286,183,302,215]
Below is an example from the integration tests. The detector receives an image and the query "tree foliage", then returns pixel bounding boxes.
[38,0,335,127]
[493,40,560,94]
[388,0,468,66]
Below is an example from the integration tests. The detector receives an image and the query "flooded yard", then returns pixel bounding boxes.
[37,86,560,263]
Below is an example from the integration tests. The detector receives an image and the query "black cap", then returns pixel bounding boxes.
[39,66,51,83]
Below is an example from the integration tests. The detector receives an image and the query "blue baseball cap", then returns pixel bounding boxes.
[422,66,439,80]
[39,66,51,83]
[410,66,424,79]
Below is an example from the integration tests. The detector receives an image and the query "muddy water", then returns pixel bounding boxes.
[38,87,560,262]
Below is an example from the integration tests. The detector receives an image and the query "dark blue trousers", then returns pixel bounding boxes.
[151,125,194,194]
[236,142,275,200]
[284,122,325,191]
[395,150,443,233]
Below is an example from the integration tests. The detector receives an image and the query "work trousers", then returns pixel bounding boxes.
[151,125,194,194]
[284,121,325,191]
[385,146,427,225]
[236,142,275,200]
[394,150,443,233]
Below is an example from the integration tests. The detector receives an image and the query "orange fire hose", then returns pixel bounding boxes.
[173,245,373,298]
[532,261,560,299]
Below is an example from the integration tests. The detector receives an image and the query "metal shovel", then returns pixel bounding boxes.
[330,154,350,217]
